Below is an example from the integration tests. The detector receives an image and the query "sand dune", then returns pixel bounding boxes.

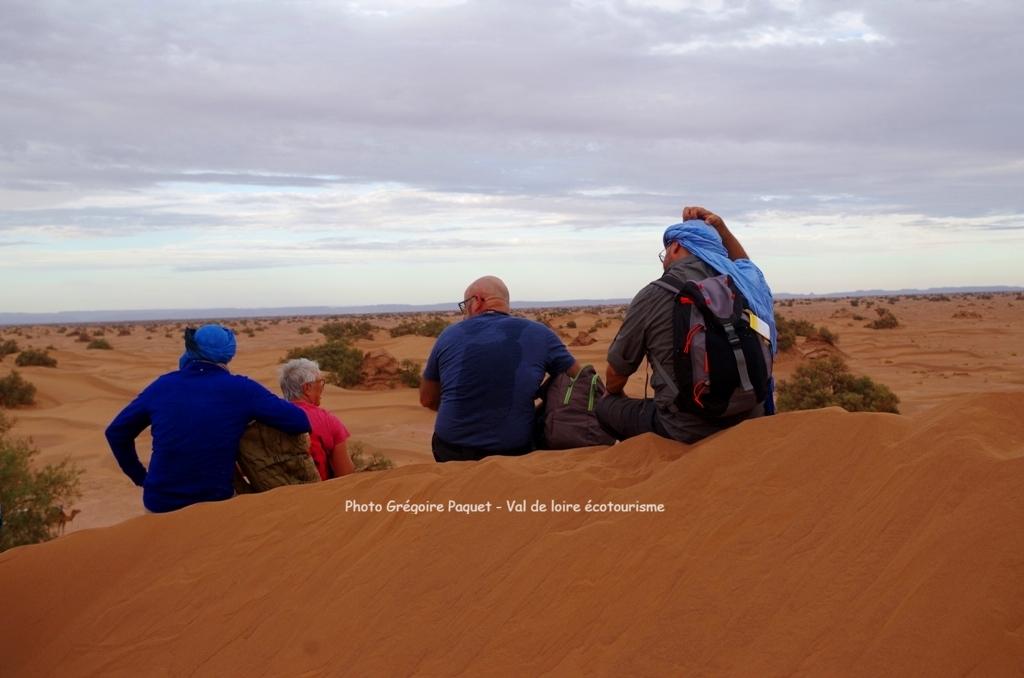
[1,392,1022,676]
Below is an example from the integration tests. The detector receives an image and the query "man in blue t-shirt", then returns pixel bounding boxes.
[420,276,580,462]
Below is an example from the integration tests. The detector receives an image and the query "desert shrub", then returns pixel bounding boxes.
[398,359,422,388]
[928,294,952,302]
[285,340,364,388]
[0,339,19,358]
[774,319,798,352]
[117,327,132,336]
[0,371,36,408]
[849,299,860,307]
[297,326,313,335]
[774,313,819,351]
[389,317,449,338]
[866,307,899,330]
[565,320,577,329]
[15,349,57,368]
[74,332,91,343]
[349,441,394,472]
[92,329,105,337]
[319,320,375,342]
[0,412,83,552]
[777,356,899,414]
[87,338,113,350]
[816,326,839,345]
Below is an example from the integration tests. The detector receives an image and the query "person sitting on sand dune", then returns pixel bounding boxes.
[105,324,310,513]
[597,206,776,444]
[279,358,354,480]
[419,275,581,462]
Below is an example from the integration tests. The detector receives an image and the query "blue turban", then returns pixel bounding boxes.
[178,324,237,369]
[663,220,777,352]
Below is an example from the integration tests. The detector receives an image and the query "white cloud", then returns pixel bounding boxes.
[652,10,886,53]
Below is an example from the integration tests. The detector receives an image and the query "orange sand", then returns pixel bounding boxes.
[1,393,1022,676]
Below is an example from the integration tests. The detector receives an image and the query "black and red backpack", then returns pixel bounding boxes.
[652,273,772,419]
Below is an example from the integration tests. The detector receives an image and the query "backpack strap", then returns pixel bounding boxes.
[587,372,600,412]
[722,320,755,393]
[646,276,689,400]
[650,278,682,295]
[562,364,594,406]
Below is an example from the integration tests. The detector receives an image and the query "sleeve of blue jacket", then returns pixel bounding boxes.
[105,393,151,487]
[245,378,312,434]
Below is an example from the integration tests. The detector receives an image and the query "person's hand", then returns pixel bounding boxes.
[682,205,725,230]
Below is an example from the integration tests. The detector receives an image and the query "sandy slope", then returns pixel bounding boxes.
[1,393,1022,676]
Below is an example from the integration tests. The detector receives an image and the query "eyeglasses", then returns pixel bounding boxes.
[458,295,478,313]
[658,246,670,263]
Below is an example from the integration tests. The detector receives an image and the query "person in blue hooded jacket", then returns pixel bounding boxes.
[105,324,310,513]
[597,206,776,444]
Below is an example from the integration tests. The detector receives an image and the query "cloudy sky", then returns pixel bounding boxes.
[1,0,1021,313]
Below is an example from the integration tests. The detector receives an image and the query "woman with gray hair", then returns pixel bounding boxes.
[279,358,354,480]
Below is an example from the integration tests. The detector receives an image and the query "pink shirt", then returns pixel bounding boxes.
[294,401,350,480]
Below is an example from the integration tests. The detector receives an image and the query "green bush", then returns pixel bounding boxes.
[285,340,364,388]
[398,359,422,388]
[319,320,375,342]
[349,441,395,472]
[815,326,839,345]
[866,307,899,329]
[777,356,899,414]
[1,339,19,358]
[0,412,83,552]
[774,313,815,351]
[15,349,57,368]
[389,317,449,338]
[87,338,113,350]
[0,371,36,408]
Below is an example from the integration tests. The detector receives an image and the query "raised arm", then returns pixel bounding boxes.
[683,205,748,260]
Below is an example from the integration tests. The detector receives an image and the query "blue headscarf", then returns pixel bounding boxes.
[664,220,777,352]
[178,324,237,369]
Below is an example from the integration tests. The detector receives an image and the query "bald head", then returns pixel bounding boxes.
[463,275,511,316]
